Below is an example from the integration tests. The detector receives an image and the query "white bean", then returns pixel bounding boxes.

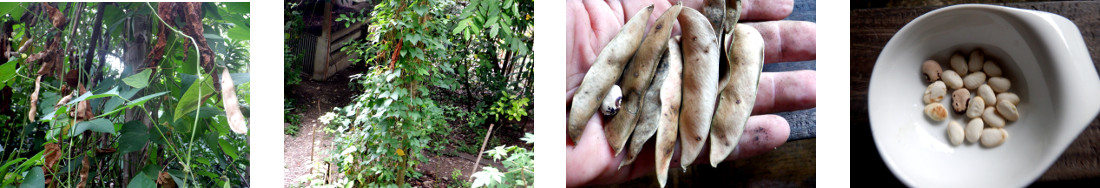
[942,70,963,89]
[951,89,970,113]
[980,128,1007,147]
[967,96,985,118]
[997,92,1020,105]
[966,118,983,143]
[997,99,1019,121]
[947,120,964,146]
[969,49,984,72]
[925,103,948,121]
[983,60,1002,77]
[601,85,623,116]
[978,84,996,105]
[923,81,947,104]
[922,60,942,82]
[950,53,968,75]
[983,107,1005,128]
[963,72,987,90]
[987,77,1011,93]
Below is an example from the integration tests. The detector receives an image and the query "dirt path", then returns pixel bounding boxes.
[283,67,363,186]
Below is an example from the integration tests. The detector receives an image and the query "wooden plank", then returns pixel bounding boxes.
[851,2,1100,184]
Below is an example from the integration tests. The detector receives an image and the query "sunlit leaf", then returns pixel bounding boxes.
[174,76,214,121]
[122,69,153,89]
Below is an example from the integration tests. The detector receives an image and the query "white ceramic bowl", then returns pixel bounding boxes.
[868,4,1100,187]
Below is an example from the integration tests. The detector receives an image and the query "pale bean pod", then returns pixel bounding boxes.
[966,118,983,143]
[983,107,1005,128]
[978,84,996,105]
[677,7,720,168]
[981,128,1008,147]
[997,99,1019,121]
[923,81,947,104]
[963,72,987,90]
[925,103,948,121]
[942,70,963,89]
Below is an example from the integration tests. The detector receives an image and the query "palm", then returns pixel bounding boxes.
[565,0,817,186]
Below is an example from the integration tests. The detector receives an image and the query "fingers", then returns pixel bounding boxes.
[665,115,790,166]
[640,0,794,21]
[566,115,616,186]
[752,70,817,115]
[746,21,817,64]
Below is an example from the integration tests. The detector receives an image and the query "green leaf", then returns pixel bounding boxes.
[223,2,249,14]
[127,171,156,188]
[470,167,503,188]
[174,76,215,121]
[218,139,239,160]
[96,91,170,118]
[122,69,153,89]
[69,119,115,137]
[227,25,249,41]
[0,2,25,20]
[19,167,44,188]
[230,72,250,85]
[118,121,149,154]
[67,86,120,105]
[0,59,18,89]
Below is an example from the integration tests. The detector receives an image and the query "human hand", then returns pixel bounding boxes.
[565,0,817,186]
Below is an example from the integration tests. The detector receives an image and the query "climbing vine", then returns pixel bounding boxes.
[0,2,250,187]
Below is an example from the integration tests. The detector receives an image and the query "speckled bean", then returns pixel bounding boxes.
[923,81,947,104]
[922,60,942,82]
[952,89,970,113]
[925,103,948,121]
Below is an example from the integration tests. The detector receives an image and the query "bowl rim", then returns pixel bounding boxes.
[867,4,1100,187]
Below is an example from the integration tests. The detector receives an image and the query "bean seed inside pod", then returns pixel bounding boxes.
[978,84,996,105]
[996,99,1019,121]
[980,128,1008,147]
[983,107,1005,128]
[987,77,1011,93]
[969,49,984,72]
[950,53,968,75]
[925,103,948,121]
[947,120,964,146]
[601,85,623,116]
[942,70,963,89]
[967,96,985,118]
[997,92,1020,105]
[951,89,969,113]
[922,60,942,82]
[923,81,947,104]
[963,72,987,90]
[966,118,983,143]
[983,60,1002,77]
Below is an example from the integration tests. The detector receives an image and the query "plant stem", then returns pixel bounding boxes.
[146,2,203,186]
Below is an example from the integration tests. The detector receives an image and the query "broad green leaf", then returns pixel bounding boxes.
[0,2,25,20]
[122,69,152,89]
[127,171,155,188]
[174,76,214,121]
[0,59,18,88]
[230,73,250,85]
[227,25,249,41]
[69,119,115,137]
[19,167,44,188]
[118,121,149,154]
[471,167,503,188]
[223,2,249,14]
[102,88,141,113]
[218,139,238,160]
[96,91,170,118]
[68,86,120,105]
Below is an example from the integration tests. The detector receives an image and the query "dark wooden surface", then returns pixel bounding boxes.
[851,2,1100,186]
